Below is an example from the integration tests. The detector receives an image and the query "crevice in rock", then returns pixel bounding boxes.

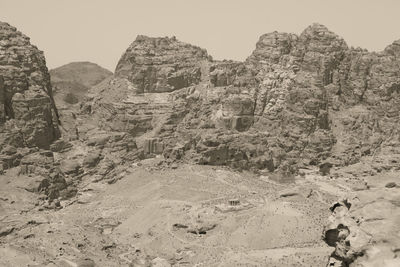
[359,64,371,102]
[3,96,14,120]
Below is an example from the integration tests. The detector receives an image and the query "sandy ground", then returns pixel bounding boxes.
[1,158,399,266]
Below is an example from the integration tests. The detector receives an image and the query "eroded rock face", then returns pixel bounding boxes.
[85,24,400,174]
[0,22,68,201]
[115,35,211,93]
[247,31,298,65]
[0,21,60,169]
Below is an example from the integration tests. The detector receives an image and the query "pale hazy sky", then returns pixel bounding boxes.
[1,0,399,71]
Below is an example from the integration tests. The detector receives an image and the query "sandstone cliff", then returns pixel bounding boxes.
[0,22,78,202]
[115,35,211,93]
[0,22,60,169]
[84,23,400,176]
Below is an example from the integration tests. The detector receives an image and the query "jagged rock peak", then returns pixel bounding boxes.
[299,23,348,51]
[300,22,331,35]
[128,35,208,52]
[384,39,400,56]
[300,23,336,36]
[115,35,212,93]
[247,31,298,64]
[0,21,55,105]
[247,23,349,65]
[0,21,59,154]
[134,34,177,43]
[0,21,28,42]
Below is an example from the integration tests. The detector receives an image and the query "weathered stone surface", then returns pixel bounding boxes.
[49,139,73,152]
[0,21,60,169]
[18,150,71,200]
[83,151,102,168]
[209,61,256,87]
[115,35,211,93]
[60,159,82,176]
[247,31,298,65]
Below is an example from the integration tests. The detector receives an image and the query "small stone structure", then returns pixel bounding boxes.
[143,138,164,155]
[228,199,240,206]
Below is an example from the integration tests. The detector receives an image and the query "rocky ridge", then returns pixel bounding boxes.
[84,23,400,175]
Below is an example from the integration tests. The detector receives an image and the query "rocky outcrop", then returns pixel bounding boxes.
[323,180,400,267]
[0,22,70,202]
[0,22,60,169]
[84,24,400,175]
[115,35,211,93]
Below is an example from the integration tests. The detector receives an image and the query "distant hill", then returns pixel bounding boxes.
[50,62,112,106]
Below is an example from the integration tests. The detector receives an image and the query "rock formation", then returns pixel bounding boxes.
[115,35,211,93]
[83,23,400,176]
[0,22,60,168]
[0,22,76,202]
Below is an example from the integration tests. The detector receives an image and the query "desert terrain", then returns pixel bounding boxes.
[0,20,400,267]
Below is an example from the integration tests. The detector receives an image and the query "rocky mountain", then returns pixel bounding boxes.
[84,23,400,176]
[50,62,112,106]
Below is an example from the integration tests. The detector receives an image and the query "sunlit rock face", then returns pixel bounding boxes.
[85,23,400,174]
[0,21,60,168]
[115,35,211,93]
